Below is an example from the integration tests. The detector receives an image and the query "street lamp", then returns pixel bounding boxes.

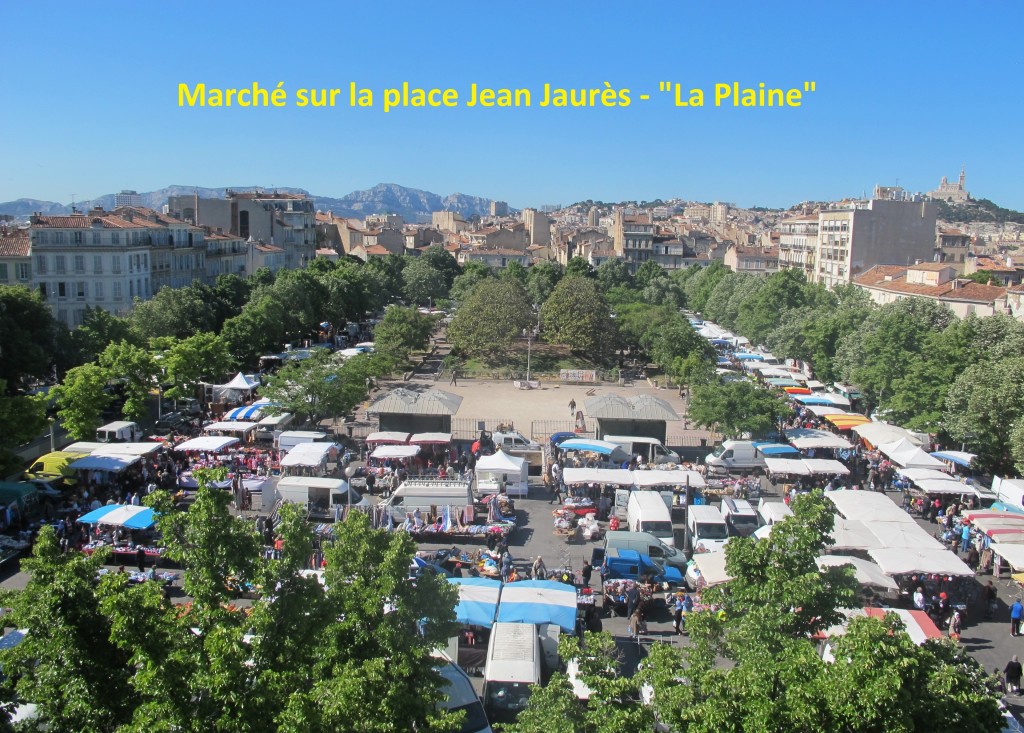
[48,417,56,453]
[344,464,358,512]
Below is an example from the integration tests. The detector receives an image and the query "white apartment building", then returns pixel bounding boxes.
[29,211,154,328]
[114,207,206,290]
[777,215,819,278]
[0,230,32,287]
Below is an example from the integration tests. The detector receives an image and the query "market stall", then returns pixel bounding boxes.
[449,577,501,628]
[828,517,884,552]
[824,490,917,525]
[173,436,241,453]
[475,450,529,498]
[365,431,411,445]
[815,555,899,595]
[689,551,732,589]
[558,439,629,466]
[851,422,923,448]
[785,429,853,451]
[203,421,259,443]
[496,579,578,632]
[69,454,140,474]
[280,442,334,476]
[224,403,268,421]
[867,547,973,577]
[877,438,945,470]
[370,444,421,460]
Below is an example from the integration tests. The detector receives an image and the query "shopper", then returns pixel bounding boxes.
[1006,655,1023,694]
[1012,598,1024,637]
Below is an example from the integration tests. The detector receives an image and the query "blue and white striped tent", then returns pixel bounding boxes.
[449,577,502,628]
[495,580,578,632]
[225,404,266,421]
[77,504,157,530]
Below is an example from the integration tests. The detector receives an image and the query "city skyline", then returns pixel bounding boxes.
[1,2,1021,209]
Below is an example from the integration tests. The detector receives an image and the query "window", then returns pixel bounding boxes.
[74,254,85,273]
[35,255,47,274]
[94,255,103,273]
[76,281,86,300]
[112,255,122,273]
[54,232,66,244]
[0,264,7,281]
[94,282,104,300]
[73,309,85,327]
[38,283,47,300]
[111,233,120,245]
[73,231,83,244]
[16,263,29,281]
[92,231,101,245]
[57,309,68,325]
[129,280,134,298]
[55,255,66,274]
[112,282,122,300]
[57,282,67,298]
[36,232,49,245]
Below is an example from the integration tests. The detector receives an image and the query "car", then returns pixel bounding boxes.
[153,412,185,434]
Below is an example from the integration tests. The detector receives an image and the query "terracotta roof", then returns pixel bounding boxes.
[32,213,148,229]
[0,234,30,257]
[855,265,1007,304]
[973,257,1016,273]
[253,243,284,253]
[907,262,955,272]
[364,245,392,255]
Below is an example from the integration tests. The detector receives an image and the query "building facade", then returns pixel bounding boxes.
[854,263,1009,318]
[0,230,32,289]
[927,166,970,203]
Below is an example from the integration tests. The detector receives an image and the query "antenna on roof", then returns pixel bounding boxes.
[70,194,78,214]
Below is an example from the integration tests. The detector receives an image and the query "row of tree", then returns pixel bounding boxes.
[679,262,1024,474]
[0,469,463,732]
[508,493,1003,733]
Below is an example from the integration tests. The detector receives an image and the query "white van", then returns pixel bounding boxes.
[255,412,294,444]
[276,477,367,520]
[603,435,681,465]
[432,651,493,733]
[276,430,328,454]
[483,623,542,724]
[96,421,142,443]
[626,491,675,547]
[721,498,758,537]
[686,505,729,554]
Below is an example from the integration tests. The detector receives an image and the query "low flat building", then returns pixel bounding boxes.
[723,243,779,275]
[854,263,1009,318]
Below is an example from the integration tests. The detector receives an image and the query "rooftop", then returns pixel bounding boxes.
[855,265,1008,304]
[584,394,680,421]
[368,388,463,416]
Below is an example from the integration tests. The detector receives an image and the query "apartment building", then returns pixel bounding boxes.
[0,230,31,288]
[611,210,654,269]
[723,243,779,275]
[777,215,819,278]
[854,263,1008,318]
[115,207,206,290]
[521,208,551,246]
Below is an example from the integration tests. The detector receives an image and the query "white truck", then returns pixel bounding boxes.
[96,421,143,443]
[705,440,796,473]
[603,435,680,465]
[275,476,367,521]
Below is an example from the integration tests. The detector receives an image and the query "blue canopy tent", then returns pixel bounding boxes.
[930,451,976,468]
[448,577,502,628]
[77,504,157,530]
[559,439,622,455]
[990,502,1024,515]
[752,442,801,457]
[735,353,764,361]
[710,338,733,347]
[225,404,267,421]
[495,580,578,632]
[792,394,840,406]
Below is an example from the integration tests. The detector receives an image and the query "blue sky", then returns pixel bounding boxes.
[1,1,1021,209]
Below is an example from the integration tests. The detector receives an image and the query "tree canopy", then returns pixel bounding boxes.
[688,378,790,438]
[448,279,534,360]
[540,276,614,360]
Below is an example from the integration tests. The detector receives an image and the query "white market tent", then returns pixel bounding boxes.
[94,443,163,457]
[204,421,258,438]
[366,431,411,445]
[877,438,945,470]
[866,522,945,550]
[631,469,706,488]
[824,490,916,525]
[63,441,108,454]
[370,445,421,460]
[764,458,850,476]
[475,450,528,498]
[410,432,452,445]
[868,548,974,577]
[816,555,899,593]
[281,442,334,468]
[852,422,923,447]
[991,542,1024,571]
[174,436,240,452]
[563,468,634,485]
[898,468,955,483]
[912,479,979,497]
[222,372,259,392]
[829,517,884,551]
[804,459,851,475]
[785,429,853,450]
[692,552,732,587]
[68,454,139,473]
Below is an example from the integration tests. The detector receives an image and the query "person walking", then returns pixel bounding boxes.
[568,398,576,417]
[449,368,458,386]
[1011,598,1023,637]
[625,583,640,621]
[136,545,147,574]
[532,556,547,580]
[672,593,685,635]
[549,479,565,505]
[1006,655,1023,694]
[581,560,593,588]
[960,522,972,554]
[948,610,962,642]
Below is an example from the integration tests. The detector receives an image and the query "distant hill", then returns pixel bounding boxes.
[0,183,499,223]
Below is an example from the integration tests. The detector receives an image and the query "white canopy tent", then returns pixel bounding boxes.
[806,405,847,416]
[824,490,916,525]
[765,458,850,476]
[868,548,974,577]
[68,455,139,473]
[222,372,259,391]
[631,469,706,488]
[990,542,1024,571]
[852,422,923,447]
[898,468,955,483]
[816,555,899,593]
[692,552,732,587]
[365,431,411,445]
[785,429,853,450]
[562,468,634,485]
[281,442,334,469]
[94,443,163,457]
[204,421,258,438]
[409,432,452,445]
[370,445,421,460]
[829,517,884,551]
[475,450,528,498]
[866,522,945,550]
[877,438,945,469]
[803,459,851,475]
[912,479,979,497]
[174,436,240,452]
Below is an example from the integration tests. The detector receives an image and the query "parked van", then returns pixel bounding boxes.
[685,505,729,554]
[721,497,758,537]
[275,477,367,520]
[276,430,328,454]
[757,500,793,526]
[255,412,294,444]
[705,440,798,473]
[603,435,681,465]
[380,477,475,523]
[96,421,142,443]
[24,450,89,487]
[482,622,542,724]
[603,531,687,571]
[626,491,676,547]
[432,650,493,733]
[600,548,684,586]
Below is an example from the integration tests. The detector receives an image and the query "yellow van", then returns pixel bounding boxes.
[24,450,89,487]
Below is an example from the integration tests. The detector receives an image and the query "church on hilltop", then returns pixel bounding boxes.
[928,166,970,203]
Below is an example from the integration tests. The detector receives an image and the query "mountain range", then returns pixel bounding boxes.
[0,183,501,223]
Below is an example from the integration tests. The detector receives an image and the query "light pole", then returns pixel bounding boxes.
[345,464,358,513]
[48,417,56,453]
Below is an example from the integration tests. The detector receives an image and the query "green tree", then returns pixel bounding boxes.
[161,331,234,401]
[596,259,634,291]
[70,306,136,363]
[1011,419,1024,475]
[734,269,817,346]
[126,285,217,341]
[319,261,374,324]
[98,341,159,422]
[501,259,528,285]
[944,357,1024,474]
[373,306,435,367]
[52,362,112,439]
[221,296,289,367]
[267,269,331,342]
[403,257,450,306]
[447,279,534,360]
[541,276,614,359]
[0,285,61,392]
[679,260,729,313]
[649,318,714,379]
[633,260,665,290]
[449,261,493,303]
[364,254,407,308]
[525,260,563,305]
[260,350,382,425]
[419,245,462,292]
[0,382,47,476]
[688,379,789,438]
[565,256,596,279]
[209,273,253,329]
[0,528,138,731]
